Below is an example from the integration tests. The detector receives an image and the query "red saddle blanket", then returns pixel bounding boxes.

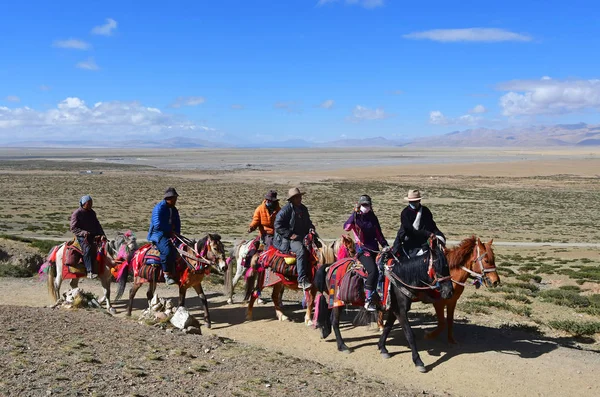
[326,258,368,308]
[62,241,105,280]
[258,246,297,278]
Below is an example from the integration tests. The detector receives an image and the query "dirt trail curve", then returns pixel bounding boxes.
[1,278,599,397]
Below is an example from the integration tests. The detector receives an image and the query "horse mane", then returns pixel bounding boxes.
[392,247,447,286]
[446,236,477,270]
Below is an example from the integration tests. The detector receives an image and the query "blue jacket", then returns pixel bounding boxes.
[147,200,181,243]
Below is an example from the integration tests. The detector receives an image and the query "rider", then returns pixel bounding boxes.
[247,190,281,248]
[392,189,445,259]
[343,194,389,311]
[273,187,316,291]
[147,187,181,285]
[70,195,107,279]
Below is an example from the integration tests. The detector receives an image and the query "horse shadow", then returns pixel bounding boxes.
[321,308,598,370]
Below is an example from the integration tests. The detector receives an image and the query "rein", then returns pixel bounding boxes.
[452,243,497,287]
[174,235,215,267]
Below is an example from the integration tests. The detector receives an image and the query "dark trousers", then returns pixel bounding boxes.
[155,236,176,274]
[358,252,378,290]
[77,236,97,273]
[290,240,308,281]
[262,234,274,248]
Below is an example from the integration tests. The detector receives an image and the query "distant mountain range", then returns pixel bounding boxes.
[2,123,600,148]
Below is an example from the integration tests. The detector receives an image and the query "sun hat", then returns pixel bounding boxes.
[404,189,422,202]
[164,187,179,199]
[286,187,305,200]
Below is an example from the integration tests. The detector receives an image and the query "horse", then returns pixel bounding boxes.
[315,237,453,373]
[424,236,500,343]
[226,234,354,305]
[44,234,136,314]
[119,234,227,328]
[245,232,322,325]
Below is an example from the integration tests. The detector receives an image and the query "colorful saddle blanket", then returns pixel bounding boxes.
[258,246,297,278]
[326,258,368,308]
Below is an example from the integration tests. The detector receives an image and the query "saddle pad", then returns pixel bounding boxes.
[138,264,163,282]
[269,255,298,278]
[64,244,83,267]
[338,271,364,304]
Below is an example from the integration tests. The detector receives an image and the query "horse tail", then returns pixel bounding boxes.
[224,254,234,298]
[352,306,379,327]
[115,261,130,301]
[314,264,328,293]
[47,261,57,301]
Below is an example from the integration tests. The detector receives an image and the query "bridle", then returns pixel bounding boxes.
[174,235,220,271]
[452,243,497,288]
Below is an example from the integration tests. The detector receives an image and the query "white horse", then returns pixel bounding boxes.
[46,235,136,314]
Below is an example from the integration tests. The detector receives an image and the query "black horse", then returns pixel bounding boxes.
[315,239,453,373]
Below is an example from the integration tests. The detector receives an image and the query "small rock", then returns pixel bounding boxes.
[166,328,173,334]
[150,294,159,307]
[154,312,168,321]
[165,299,173,310]
[186,326,202,335]
[204,348,211,354]
[170,307,201,330]
[265,384,271,388]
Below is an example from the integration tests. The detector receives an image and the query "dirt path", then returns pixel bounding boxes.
[2,277,599,397]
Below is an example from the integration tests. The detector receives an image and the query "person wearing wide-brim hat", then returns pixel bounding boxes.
[247,190,281,248]
[392,189,446,259]
[147,187,181,285]
[273,187,316,290]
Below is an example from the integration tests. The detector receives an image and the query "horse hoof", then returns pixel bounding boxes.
[416,365,427,373]
[278,314,289,322]
[380,351,391,359]
[305,319,313,327]
[108,308,117,315]
[339,345,352,354]
[97,296,106,304]
[226,298,233,305]
[205,323,212,329]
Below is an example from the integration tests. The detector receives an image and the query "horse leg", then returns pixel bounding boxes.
[272,283,288,321]
[447,299,458,344]
[126,281,142,317]
[377,310,396,359]
[100,273,115,315]
[332,307,351,353]
[304,288,316,327]
[395,297,426,372]
[179,285,186,308]
[193,284,211,328]
[424,301,446,340]
[246,288,257,321]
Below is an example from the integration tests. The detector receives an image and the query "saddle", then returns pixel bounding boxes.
[133,244,165,282]
[62,239,102,279]
[258,246,298,278]
[326,259,368,308]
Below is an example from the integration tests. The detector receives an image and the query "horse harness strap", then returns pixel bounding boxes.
[453,244,497,287]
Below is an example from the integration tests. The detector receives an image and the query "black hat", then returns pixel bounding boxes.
[358,195,372,206]
[164,187,179,199]
[265,190,279,201]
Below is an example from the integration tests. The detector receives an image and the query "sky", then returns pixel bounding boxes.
[1,0,600,144]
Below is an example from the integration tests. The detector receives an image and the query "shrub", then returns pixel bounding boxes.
[0,264,33,278]
[516,274,542,283]
[538,289,590,308]
[548,320,600,337]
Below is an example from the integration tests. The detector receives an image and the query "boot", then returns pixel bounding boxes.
[164,273,177,285]
[364,289,377,312]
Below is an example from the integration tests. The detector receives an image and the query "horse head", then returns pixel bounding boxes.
[477,237,500,287]
[341,234,356,257]
[204,234,227,272]
[429,237,454,300]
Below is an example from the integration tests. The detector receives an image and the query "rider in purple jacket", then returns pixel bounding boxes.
[343,195,389,311]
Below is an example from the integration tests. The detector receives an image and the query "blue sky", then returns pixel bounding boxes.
[1,0,600,143]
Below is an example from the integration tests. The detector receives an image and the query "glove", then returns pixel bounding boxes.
[381,246,390,253]
[247,227,255,234]
[309,228,315,235]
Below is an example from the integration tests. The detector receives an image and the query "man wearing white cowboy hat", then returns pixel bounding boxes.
[273,187,316,290]
[147,187,181,285]
[392,189,446,259]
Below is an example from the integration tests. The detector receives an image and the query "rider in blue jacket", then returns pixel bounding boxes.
[148,187,181,285]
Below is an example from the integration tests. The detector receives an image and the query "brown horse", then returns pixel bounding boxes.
[119,234,227,328]
[317,234,356,265]
[424,236,500,343]
[245,232,322,325]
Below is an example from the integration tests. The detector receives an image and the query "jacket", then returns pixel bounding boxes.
[343,211,388,252]
[249,200,281,236]
[392,205,444,255]
[147,200,181,243]
[70,207,105,238]
[273,202,314,253]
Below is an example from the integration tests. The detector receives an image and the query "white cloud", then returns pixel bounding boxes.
[317,0,384,9]
[169,96,206,108]
[429,110,481,126]
[52,39,91,50]
[469,104,487,114]
[498,77,600,116]
[76,58,100,71]
[230,104,244,110]
[5,96,20,103]
[403,28,532,43]
[91,18,118,36]
[347,105,391,122]
[319,99,335,109]
[0,97,215,141]
[274,101,301,113]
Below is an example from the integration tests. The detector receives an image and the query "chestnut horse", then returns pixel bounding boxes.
[424,236,500,343]
[119,234,227,328]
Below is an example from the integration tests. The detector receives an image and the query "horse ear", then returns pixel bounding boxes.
[476,237,482,245]
[487,238,494,245]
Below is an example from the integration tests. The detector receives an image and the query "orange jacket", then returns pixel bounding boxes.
[249,200,281,236]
